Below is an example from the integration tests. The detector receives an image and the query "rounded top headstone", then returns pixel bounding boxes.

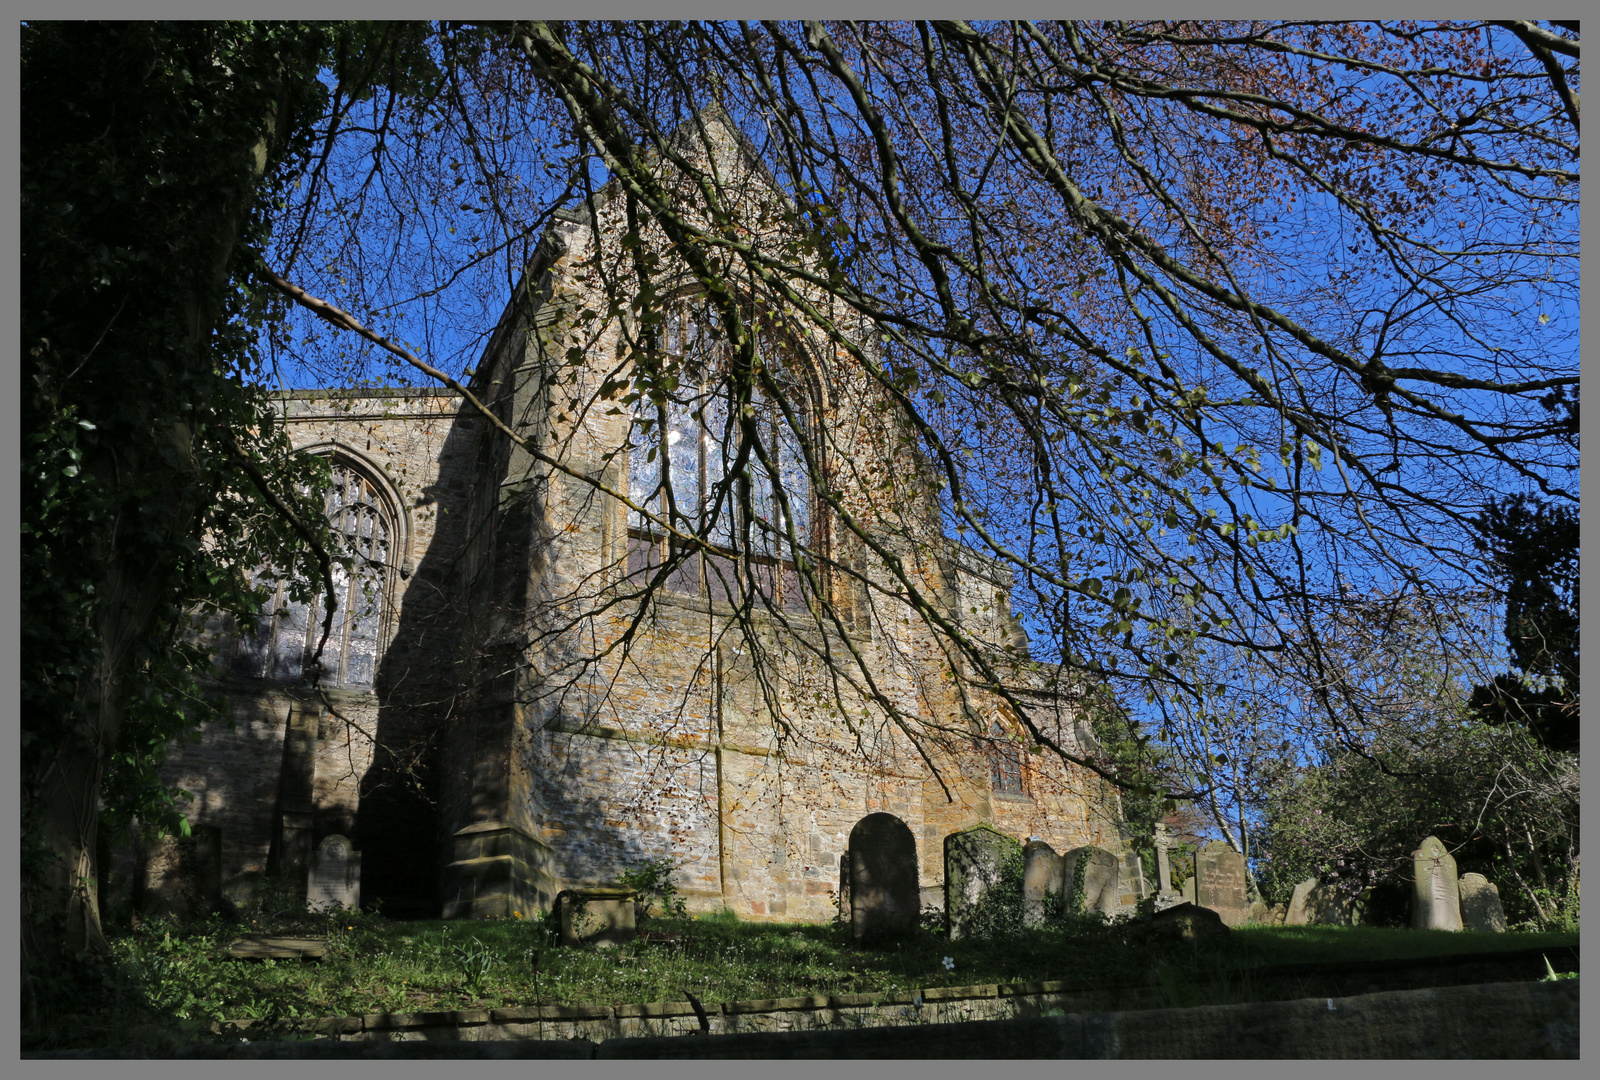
[850,812,915,850]
[1460,872,1488,885]
[1414,836,1446,860]
[319,834,352,860]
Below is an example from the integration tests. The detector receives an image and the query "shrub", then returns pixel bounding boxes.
[619,856,688,921]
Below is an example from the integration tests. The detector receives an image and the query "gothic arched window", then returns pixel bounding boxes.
[987,719,1026,798]
[232,457,394,689]
[627,300,814,610]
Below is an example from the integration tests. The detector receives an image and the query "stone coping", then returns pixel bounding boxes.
[205,941,1578,1040]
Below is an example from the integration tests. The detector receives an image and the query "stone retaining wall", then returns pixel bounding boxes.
[37,980,1580,1058]
[205,945,1579,1045]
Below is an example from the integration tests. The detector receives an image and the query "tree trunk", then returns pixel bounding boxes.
[21,22,303,1008]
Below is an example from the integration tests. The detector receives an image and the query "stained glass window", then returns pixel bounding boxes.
[628,302,813,611]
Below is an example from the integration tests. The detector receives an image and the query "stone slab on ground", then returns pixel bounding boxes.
[225,935,329,960]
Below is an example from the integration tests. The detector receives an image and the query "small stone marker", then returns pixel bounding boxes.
[1195,840,1250,927]
[1179,877,1197,905]
[944,824,1019,939]
[557,886,637,948]
[1458,872,1508,932]
[848,813,920,942]
[1022,840,1063,927]
[307,834,361,912]
[1410,835,1463,931]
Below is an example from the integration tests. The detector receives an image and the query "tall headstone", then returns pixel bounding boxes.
[1410,835,1463,931]
[849,813,919,942]
[1060,846,1121,914]
[1458,873,1508,932]
[1152,823,1177,898]
[1022,840,1063,927]
[944,824,1019,939]
[307,834,361,912]
[1284,877,1318,926]
[1195,840,1250,926]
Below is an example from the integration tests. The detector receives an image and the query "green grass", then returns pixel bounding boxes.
[27,907,1579,1053]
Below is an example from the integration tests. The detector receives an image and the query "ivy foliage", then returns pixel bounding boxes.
[21,22,346,849]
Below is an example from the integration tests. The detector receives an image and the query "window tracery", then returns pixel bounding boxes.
[626,301,814,610]
[232,457,393,689]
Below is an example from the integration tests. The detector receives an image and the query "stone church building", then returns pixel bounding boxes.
[151,107,1134,924]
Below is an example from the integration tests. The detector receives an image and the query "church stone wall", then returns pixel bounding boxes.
[145,108,1129,925]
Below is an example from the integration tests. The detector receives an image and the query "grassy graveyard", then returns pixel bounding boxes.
[31,900,1578,1053]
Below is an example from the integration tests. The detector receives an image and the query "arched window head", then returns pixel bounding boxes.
[626,299,815,609]
[233,457,394,689]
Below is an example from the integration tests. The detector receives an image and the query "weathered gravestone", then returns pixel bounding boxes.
[849,813,920,942]
[1286,877,1355,926]
[1284,877,1318,926]
[1152,823,1175,895]
[1060,845,1121,914]
[1022,840,1064,927]
[1411,835,1463,931]
[307,834,361,912]
[1195,840,1250,926]
[1116,848,1148,907]
[557,886,637,948]
[140,823,223,921]
[1115,824,1148,907]
[1459,872,1509,932]
[945,824,1021,939]
[1179,877,1197,905]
